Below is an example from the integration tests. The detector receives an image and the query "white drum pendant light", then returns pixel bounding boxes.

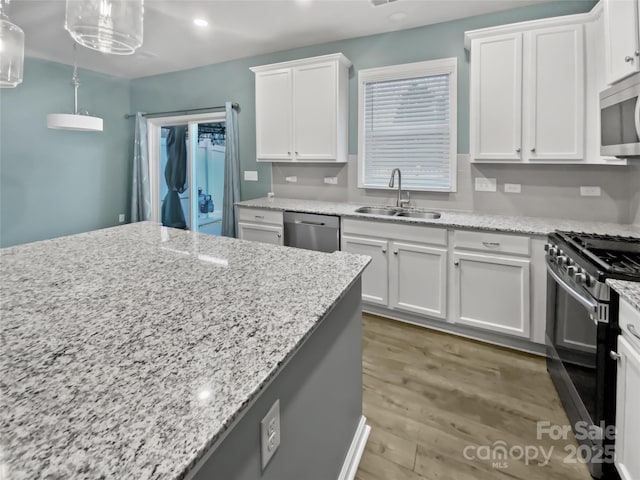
[65,0,144,55]
[47,61,103,132]
[0,0,24,88]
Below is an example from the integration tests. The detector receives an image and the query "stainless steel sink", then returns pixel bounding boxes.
[354,206,400,216]
[354,206,441,220]
[394,211,441,219]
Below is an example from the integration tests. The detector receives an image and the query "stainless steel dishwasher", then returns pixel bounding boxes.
[283,211,340,253]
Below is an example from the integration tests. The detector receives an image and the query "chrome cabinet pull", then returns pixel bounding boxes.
[454,261,460,267]
[482,241,501,248]
[381,248,387,254]
[610,351,621,361]
[516,147,521,153]
[255,215,264,219]
[530,147,536,152]
[625,55,634,62]
[277,233,281,238]
[393,250,398,255]
[628,324,640,341]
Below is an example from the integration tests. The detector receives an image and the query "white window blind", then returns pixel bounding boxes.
[358,59,457,192]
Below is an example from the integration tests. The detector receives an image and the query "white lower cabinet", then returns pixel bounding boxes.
[341,219,540,347]
[614,300,640,480]
[452,251,531,338]
[390,241,447,319]
[237,207,284,246]
[341,235,389,306]
[237,222,283,246]
[341,220,448,318]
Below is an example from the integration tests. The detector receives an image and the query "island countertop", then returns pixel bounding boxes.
[0,222,370,480]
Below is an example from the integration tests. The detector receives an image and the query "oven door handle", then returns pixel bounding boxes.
[546,258,599,314]
[635,96,640,141]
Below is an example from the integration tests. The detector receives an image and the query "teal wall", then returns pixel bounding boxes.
[0,58,132,247]
[131,0,596,201]
[0,1,596,247]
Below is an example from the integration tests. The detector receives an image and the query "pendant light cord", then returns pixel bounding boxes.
[72,43,80,115]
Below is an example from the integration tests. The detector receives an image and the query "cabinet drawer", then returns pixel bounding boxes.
[342,219,447,246]
[454,230,530,257]
[238,207,283,225]
[620,298,640,350]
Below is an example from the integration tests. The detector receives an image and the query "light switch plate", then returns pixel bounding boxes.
[244,171,258,182]
[118,214,125,223]
[285,176,297,183]
[324,176,338,185]
[504,183,521,194]
[475,177,497,192]
[580,186,601,197]
[260,400,280,470]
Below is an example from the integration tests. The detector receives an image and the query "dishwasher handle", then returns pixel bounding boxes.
[294,220,327,227]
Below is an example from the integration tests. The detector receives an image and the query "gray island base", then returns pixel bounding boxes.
[0,222,371,480]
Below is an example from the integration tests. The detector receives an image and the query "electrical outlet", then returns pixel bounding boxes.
[260,400,280,470]
[580,186,601,197]
[285,176,297,183]
[504,183,521,194]
[118,214,125,223]
[324,176,338,185]
[475,177,497,192]
[244,171,258,182]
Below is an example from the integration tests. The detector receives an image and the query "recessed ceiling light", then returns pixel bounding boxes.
[193,18,209,27]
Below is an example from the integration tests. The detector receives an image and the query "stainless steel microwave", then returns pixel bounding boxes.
[600,73,640,158]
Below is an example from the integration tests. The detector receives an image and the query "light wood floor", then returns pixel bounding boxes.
[355,314,591,480]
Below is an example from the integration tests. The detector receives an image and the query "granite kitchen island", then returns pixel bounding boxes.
[0,222,370,480]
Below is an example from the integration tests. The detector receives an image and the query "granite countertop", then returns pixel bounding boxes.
[236,197,640,238]
[0,222,370,480]
[607,279,640,312]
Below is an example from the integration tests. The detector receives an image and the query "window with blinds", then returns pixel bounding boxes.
[358,58,457,192]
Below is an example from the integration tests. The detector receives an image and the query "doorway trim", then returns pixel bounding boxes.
[147,112,226,226]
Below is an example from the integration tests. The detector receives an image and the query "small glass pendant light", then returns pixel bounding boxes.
[0,0,25,88]
[65,0,144,55]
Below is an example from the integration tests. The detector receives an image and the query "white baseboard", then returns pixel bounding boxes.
[337,415,371,480]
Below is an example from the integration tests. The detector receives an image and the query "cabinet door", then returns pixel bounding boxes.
[452,252,530,338]
[342,235,388,306]
[238,222,283,246]
[470,33,523,162]
[615,336,640,480]
[389,241,447,319]
[293,62,337,161]
[524,25,584,161]
[255,69,292,161]
[604,0,640,85]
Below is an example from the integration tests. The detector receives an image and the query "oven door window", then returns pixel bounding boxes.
[552,284,599,421]
[601,96,640,146]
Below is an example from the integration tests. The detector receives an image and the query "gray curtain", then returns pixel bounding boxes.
[161,126,188,229]
[222,101,240,237]
[131,112,151,222]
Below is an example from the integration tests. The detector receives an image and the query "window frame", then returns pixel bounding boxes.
[357,57,458,192]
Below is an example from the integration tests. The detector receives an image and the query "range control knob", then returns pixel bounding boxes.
[567,266,577,276]
[557,255,568,266]
[575,273,589,285]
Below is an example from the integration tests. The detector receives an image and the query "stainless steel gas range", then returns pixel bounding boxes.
[545,231,640,479]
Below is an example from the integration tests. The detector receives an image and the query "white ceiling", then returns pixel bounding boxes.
[10,0,553,79]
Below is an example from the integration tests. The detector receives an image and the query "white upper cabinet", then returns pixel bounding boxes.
[524,25,585,161]
[254,69,292,160]
[604,0,640,85]
[251,53,351,163]
[466,6,620,164]
[470,33,523,161]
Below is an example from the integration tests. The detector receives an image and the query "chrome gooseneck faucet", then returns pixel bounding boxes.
[388,168,410,208]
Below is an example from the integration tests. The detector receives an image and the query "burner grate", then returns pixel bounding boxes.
[556,231,640,278]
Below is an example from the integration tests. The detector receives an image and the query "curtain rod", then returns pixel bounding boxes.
[124,103,239,119]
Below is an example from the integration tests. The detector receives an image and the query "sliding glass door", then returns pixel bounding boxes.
[148,113,226,236]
